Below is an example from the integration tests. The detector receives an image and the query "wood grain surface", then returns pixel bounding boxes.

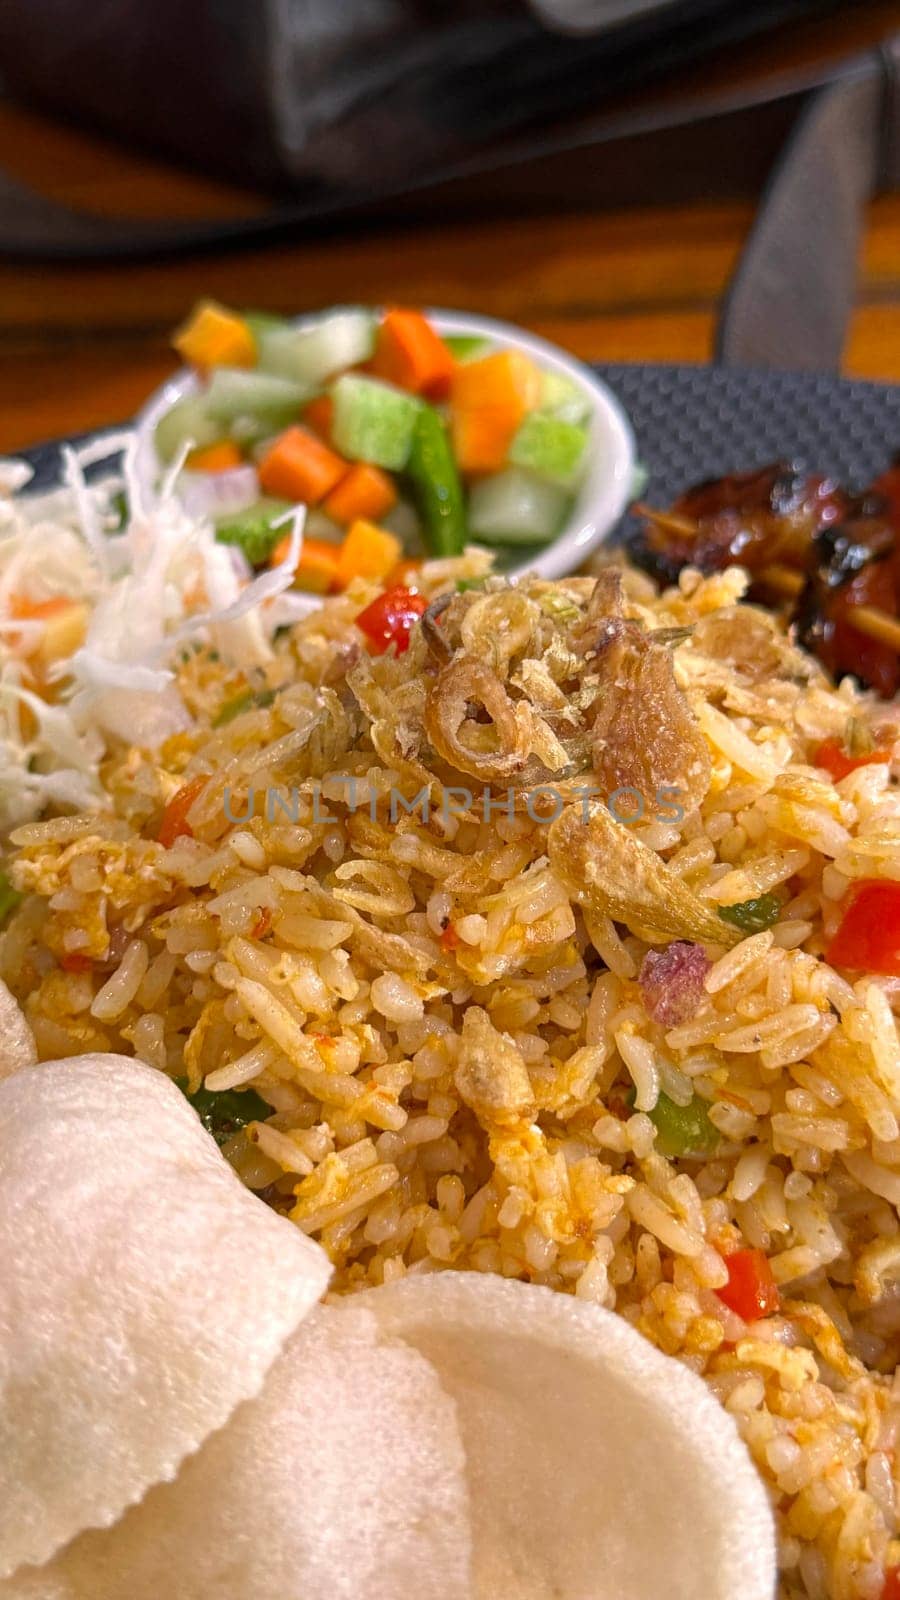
[4,0,900,451]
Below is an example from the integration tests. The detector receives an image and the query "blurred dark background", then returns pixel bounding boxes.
[0,0,849,239]
[2,0,900,449]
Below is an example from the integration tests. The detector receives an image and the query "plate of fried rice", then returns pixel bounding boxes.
[4,351,900,1600]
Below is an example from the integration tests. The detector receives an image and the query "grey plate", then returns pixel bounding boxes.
[600,363,900,502]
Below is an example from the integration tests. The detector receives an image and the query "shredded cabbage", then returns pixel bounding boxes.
[0,436,311,828]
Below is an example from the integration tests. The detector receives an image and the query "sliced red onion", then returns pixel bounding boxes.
[177,466,259,520]
[224,544,252,583]
[639,941,711,1027]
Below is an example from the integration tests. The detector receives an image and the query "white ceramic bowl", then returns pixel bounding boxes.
[134,308,636,584]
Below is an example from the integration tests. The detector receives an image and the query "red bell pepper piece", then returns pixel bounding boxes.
[881,1567,900,1600]
[715,1247,780,1322]
[814,739,891,783]
[826,881,900,975]
[158,775,208,848]
[355,586,427,655]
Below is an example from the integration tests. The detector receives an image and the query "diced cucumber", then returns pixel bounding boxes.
[467,467,570,545]
[444,333,491,362]
[230,414,285,452]
[649,1091,718,1159]
[215,497,291,566]
[155,395,221,463]
[509,412,589,488]
[248,431,284,464]
[204,368,310,426]
[243,310,289,347]
[254,328,310,382]
[257,310,376,386]
[176,1079,270,1147]
[538,370,592,426]
[304,509,345,546]
[382,498,423,550]
[330,374,422,471]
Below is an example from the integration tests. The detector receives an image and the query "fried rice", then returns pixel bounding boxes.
[4,537,900,1600]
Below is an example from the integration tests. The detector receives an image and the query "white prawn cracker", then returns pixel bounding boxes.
[2,1304,471,1600]
[0,1054,331,1578]
[363,1272,776,1600]
[0,979,35,1079]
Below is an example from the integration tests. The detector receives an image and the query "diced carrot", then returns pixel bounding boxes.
[303,394,335,440]
[173,301,255,370]
[270,533,343,595]
[371,308,455,398]
[450,349,540,415]
[440,922,461,952]
[323,463,398,526]
[38,603,88,667]
[9,596,89,666]
[337,520,402,587]
[296,539,343,594]
[186,440,244,473]
[451,408,521,475]
[10,595,74,621]
[158,775,208,848]
[251,908,272,940]
[258,426,347,505]
[450,350,540,473]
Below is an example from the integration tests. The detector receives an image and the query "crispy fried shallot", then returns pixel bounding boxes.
[589,624,711,815]
[691,607,794,684]
[569,568,624,655]
[578,572,711,815]
[548,803,736,946]
[459,590,540,673]
[421,594,454,665]
[424,657,530,782]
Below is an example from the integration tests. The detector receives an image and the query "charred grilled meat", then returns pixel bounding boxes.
[629,459,900,696]
[631,464,851,587]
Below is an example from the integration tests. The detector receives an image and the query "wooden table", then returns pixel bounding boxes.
[5,1,900,454]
